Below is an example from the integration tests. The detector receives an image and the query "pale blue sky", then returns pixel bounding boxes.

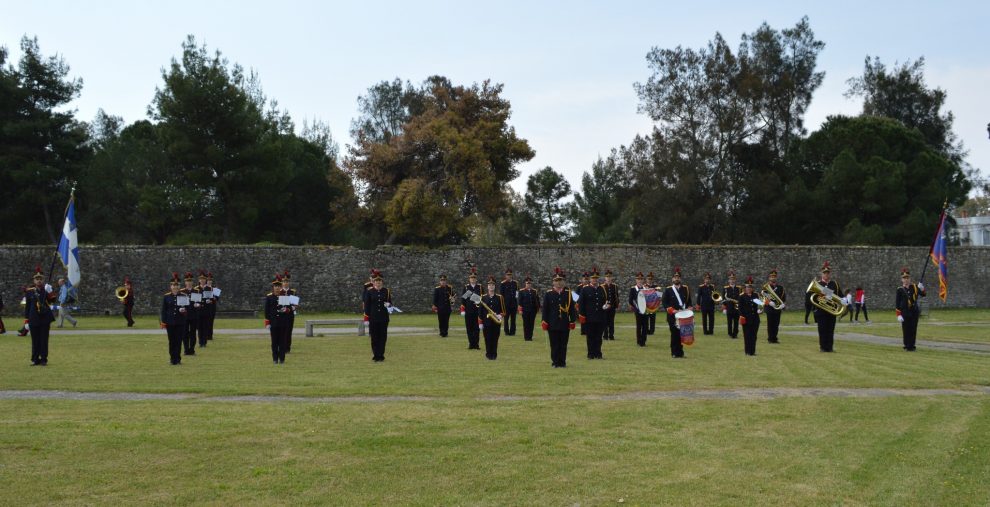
[2,0,987,194]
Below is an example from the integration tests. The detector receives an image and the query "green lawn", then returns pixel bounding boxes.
[1,311,988,505]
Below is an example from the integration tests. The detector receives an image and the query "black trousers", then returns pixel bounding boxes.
[197,317,211,346]
[503,308,516,335]
[816,312,836,351]
[743,317,760,355]
[0,315,5,333]
[666,313,684,357]
[184,318,199,353]
[604,309,616,340]
[647,313,656,335]
[634,313,649,346]
[902,314,919,349]
[30,321,51,364]
[483,322,500,359]
[585,321,604,358]
[123,303,134,326]
[464,312,480,348]
[437,310,451,337]
[521,311,536,341]
[855,303,869,321]
[166,324,184,364]
[205,309,216,340]
[285,316,295,352]
[804,301,815,324]
[766,310,781,342]
[270,326,288,362]
[548,329,570,366]
[726,310,739,338]
[369,320,388,360]
[701,308,715,334]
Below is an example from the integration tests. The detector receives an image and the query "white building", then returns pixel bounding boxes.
[954,215,990,246]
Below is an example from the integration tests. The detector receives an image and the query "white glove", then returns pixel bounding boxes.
[194,303,201,308]
[722,309,727,315]
[757,309,763,314]
[897,315,904,323]
[460,311,466,317]
[917,282,925,291]
[769,302,776,309]
[265,325,271,330]
[602,303,611,310]
[478,323,484,330]
[778,303,786,310]
[384,302,391,308]
[24,323,30,331]
[45,284,52,293]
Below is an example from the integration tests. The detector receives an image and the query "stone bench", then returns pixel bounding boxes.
[305,319,366,337]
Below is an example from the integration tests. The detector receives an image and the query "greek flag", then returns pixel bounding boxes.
[57,195,81,288]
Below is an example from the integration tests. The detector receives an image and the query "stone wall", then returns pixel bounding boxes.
[1,245,986,315]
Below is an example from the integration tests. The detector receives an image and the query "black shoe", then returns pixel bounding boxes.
[40,361,47,366]
[274,360,279,365]
[185,350,195,356]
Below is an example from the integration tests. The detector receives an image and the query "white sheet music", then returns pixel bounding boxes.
[288,295,300,305]
[213,288,222,297]
[190,293,202,302]
[278,296,291,305]
[176,295,190,306]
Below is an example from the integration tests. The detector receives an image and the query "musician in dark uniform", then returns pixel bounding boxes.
[24,267,56,366]
[122,276,135,327]
[0,290,6,334]
[697,272,716,335]
[804,284,815,325]
[431,274,454,337]
[579,268,608,359]
[661,267,692,358]
[738,276,763,356]
[180,272,201,355]
[480,275,506,360]
[160,273,187,366]
[281,270,299,353]
[764,269,786,344]
[895,268,926,351]
[722,271,742,338]
[363,270,393,362]
[264,275,290,364]
[602,269,619,341]
[499,268,518,336]
[517,275,541,341]
[645,272,657,335]
[201,272,218,342]
[814,261,841,352]
[628,272,649,346]
[541,268,577,368]
[460,268,482,350]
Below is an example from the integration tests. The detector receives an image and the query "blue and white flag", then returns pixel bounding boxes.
[57,195,81,288]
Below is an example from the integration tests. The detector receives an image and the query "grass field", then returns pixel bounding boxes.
[1,309,988,505]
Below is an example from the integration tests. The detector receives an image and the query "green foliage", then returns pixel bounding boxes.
[521,166,572,242]
[571,156,633,243]
[345,76,535,245]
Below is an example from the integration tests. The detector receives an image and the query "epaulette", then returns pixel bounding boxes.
[266,292,274,296]
[164,291,172,296]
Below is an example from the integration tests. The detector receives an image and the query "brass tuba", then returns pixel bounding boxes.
[760,283,784,309]
[115,286,129,301]
[806,279,846,317]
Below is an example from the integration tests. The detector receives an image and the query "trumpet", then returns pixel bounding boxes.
[806,279,847,317]
[115,286,129,302]
[760,283,785,309]
[711,289,723,304]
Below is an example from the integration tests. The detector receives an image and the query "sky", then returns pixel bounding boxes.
[2,0,987,195]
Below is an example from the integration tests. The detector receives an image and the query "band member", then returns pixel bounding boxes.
[579,268,608,359]
[460,268,482,350]
[160,273,187,366]
[577,272,590,335]
[180,272,201,355]
[517,274,541,341]
[201,272,218,342]
[0,291,6,334]
[24,267,56,366]
[661,267,692,358]
[195,271,211,347]
[122,276,135,327]
[895,268,926,351]
[722,271,742,338]
[264,275,290,364]
[432,274,454,337]
[602,269,619,340]
[499,268,518,336]
[814,261,841,352]
[645,272,657,335]
[281,270,299,353]
[696,272,716,335]
[629,272,649,346]
[541,268,577,368]
[480,275,506,360]
[738,276,763,356]
[363,270,392,362]
[764,269,786,344]
[804,284,815,325]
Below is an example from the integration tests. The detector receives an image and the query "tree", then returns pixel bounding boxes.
[792,115,970,244]
[571,155,633,243]
[0,36,90,244]
[345,76,535,245]
[522,167,572,243]
[846,57,964,163]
